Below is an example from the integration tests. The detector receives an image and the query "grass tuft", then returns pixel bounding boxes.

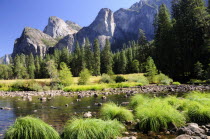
[4,116,60,139]
[135,99,186,132]
[63,118,125,139]
[100,102,133,122]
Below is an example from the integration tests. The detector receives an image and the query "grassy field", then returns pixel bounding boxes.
[0,73,144,84]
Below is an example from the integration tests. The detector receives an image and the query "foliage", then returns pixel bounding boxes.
[99,74,115,83]
[115,75,126,83]
[100,102,133,122]
[78,68,91,85]
[144,56,158,82]
[46,60,59,82]
[127,75,149,85]
[59,62,73,86]
[152,73,173,85]
[4,116,60,139]
[93,39,101,76]
[63,118,125,139]
[172,82,181,85]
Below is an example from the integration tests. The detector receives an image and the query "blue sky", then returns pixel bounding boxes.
[0,0,139,57]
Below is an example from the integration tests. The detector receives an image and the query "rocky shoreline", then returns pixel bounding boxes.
[0,84,210,98]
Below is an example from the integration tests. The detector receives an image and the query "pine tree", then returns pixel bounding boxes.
[194,61,204,79]
[59,62,73,86]
[46,60,58,82]
[28,53,35,79]
[155,4,173,75]
[101,39,113,74]
[172,0,209,78]
[35,56,41,78]
[93,39,101,76]
[145,56,158,82]
[131,60,140,73]
[119,50,127,74]
[138,29,147,46]
[126,48,133,73]
[84,38,93,73]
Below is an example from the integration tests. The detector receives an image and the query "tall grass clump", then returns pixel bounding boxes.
[179,99,210,123]
[164,96,185,110]
[130,94,149,108]
[135,99,186,132]
[185,91,210,106]
[63,118,125,139]
[4,116,60,139]
[100,103,133,122]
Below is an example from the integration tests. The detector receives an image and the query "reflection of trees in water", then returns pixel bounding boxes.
[2,94,128,132]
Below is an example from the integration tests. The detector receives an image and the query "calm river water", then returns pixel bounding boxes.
[0,93,176,139]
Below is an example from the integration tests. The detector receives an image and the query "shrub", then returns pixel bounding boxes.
[99,74,115,83]
[29,83,43,92]
[4,116,60,139]
[135,99,186,132]
[152,73,173,85]
[100,103,133,122]
[127,75,149,85]
[78,68,91,85]
[63,118,125,139]
[115,76,126,83]
[172,82,181,85]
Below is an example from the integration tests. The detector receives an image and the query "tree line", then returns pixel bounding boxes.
[0,0,209,82]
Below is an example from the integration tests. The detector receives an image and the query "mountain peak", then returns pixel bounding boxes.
[44,16,78,38]
[89,8,115,36]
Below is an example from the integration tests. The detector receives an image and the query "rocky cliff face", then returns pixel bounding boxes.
[0,54,11,64]
[44,16,80,38]
[12,27,57,57]
[55,8,115,51]
[12,0,209,57]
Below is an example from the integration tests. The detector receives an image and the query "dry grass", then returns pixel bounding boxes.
[0,73,144,84]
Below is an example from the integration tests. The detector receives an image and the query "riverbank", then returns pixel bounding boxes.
[0,84,210,98]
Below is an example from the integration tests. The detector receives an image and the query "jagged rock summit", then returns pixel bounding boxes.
[12,0,209,57]
[44,16,80,38]
[13,27,57,57]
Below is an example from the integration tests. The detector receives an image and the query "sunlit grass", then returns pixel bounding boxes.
[4,116,60,139]
[100,102,133,122]
[135,98,186,132]
[63,118,125,139]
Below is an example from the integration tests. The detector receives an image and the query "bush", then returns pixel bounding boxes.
[4,116,60,139]
[172,82,181,85]
[135,99,186,132]
[115,76,126,83]
[99,74,115,83]
[152,73,173,85]
[127,75,149,85]
[78,68,91,85]
[30,83,43,92]
[100,103,133,122]
[63,118,125,139]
